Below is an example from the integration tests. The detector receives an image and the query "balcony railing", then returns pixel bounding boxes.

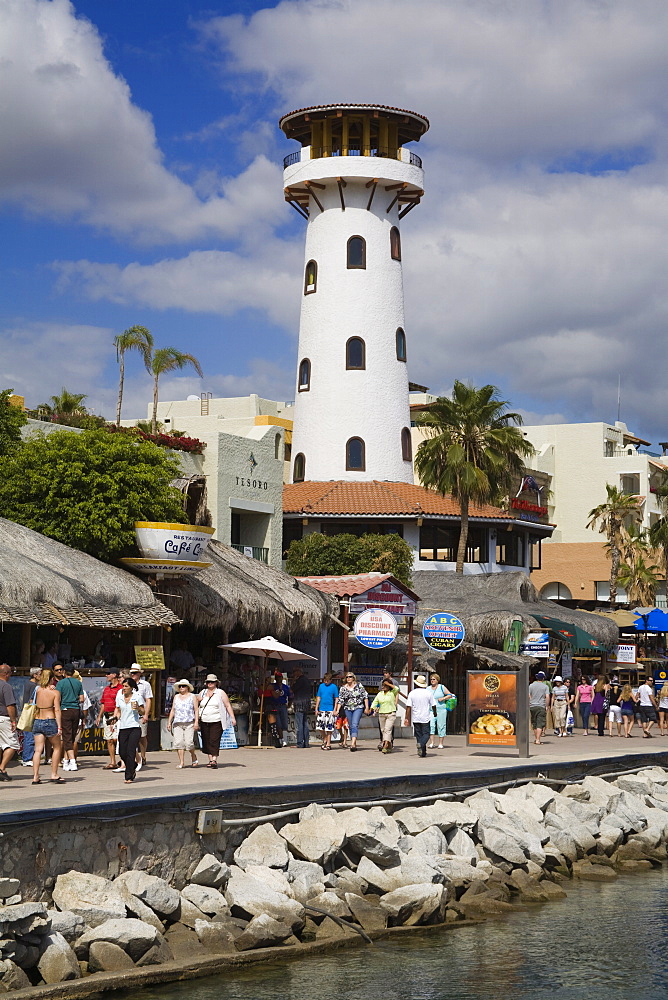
[283,146,422,169]
[231,543,269,564]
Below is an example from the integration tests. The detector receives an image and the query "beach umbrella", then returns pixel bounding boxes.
[219,637,317,746]
[633,609,668,632]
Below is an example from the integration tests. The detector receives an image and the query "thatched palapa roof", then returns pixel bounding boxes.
[159,540,338,641]
[0,518,179,628]
[411,571,619,651]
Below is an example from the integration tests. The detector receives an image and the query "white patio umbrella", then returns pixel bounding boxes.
[219,636,317,747]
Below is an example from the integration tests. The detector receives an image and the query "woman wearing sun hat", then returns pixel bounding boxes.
[166,678,199,768]
[371,677,400,753]
[197,675,237,768]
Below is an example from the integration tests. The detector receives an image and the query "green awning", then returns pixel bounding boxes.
[531,614,607,653]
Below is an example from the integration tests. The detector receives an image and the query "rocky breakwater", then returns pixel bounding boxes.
[3,766,668,993]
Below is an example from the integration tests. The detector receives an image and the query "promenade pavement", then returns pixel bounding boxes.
[2,729,668,821]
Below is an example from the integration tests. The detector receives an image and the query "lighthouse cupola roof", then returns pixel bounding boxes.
[280,103,429,147]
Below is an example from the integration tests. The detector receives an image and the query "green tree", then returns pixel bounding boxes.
[0,389,27,456]
[285,532,413,587]
[114,325,154,426]
[414,381,534,573]
[150,348,203,434]
[38,388,89,419]
[587,485,643,607]
[0,428,185,561]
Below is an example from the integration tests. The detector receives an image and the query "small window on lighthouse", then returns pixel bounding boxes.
[346,337,365,370]
[347,236,366,269]
[401,427,412,462]
[390,227,401,261]
[304,260,317,294]
[396,327,407,362]
[293,453,305,482]
[346,437,366,471]
[298,358,311,392]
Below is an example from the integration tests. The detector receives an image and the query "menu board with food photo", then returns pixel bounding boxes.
[467,671,518,747]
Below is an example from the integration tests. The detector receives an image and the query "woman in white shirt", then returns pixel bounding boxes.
[113,677,145,784]
[197,674,237,769]
[167,679,199,768]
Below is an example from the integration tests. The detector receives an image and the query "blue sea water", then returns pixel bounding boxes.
[118,867,668,1000]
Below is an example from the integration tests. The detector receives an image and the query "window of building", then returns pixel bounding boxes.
[347,236,366,269]
[274,433,281,460]
[396,327,407,362]
[282,520,303,558]
[620,473,640,495]
[230,511,241,546]
[304,259,317,294]
[321,521,404,538]
[298,358,311,392]
[346,337,365,370]
[346,437,366,471]
[529,536,542,571]
[419,524,489,563]
[293,453,305,482]
[390,226,401,261]
[541,582,573,601]
[401,427,412,462]
[604,439,615,457]
[595,581,628,603]
[496,530,526,567]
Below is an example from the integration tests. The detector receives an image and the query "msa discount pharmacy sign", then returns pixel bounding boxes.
[353,609,398,649]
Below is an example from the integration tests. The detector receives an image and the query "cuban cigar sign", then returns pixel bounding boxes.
[353,608,398,649]
[349,580,417,618]
[422,612,466,653]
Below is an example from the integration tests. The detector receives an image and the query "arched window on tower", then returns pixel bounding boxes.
[347,236,366,269]
[304,259,317,294]
[346,437,366,471]
[390,227,401,261]
[346,337,366,370]
[298,358,311,392]
[396,327,407,362]
[401,427,412,462]
[293,453,305,483]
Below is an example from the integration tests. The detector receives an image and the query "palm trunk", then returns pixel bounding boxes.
[151,373,159,435]
[456,497,469,574]
[116,351,125,426]
[609,541,620,608]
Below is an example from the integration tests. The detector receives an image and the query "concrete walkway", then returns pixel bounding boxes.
[2,730,668,825]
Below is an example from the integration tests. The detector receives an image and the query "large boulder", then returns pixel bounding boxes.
[505,783,555,812]
[114,883,164,932]
[0,881,19,902]
[177,898,210,930]
[338,807,401,868]
[435,858,488,886]
[189,854,230,889]
[74,918,159,962]
[355,857,402,894]
[572,861,618,882]
[478,825,530,866]
[181,883,230,919]
[224,869,305,931]
[52,873,127,929]
[194,918,238,953]
[305,891,352,922]
[235,914,293,951]
[287,857,326,902]
[546,829,579,863]
[446,828,478,863]
[47,909,85,944]
[164,923,206,960]
[243,866,293,897]
[409,826,448,858]
[393,801,477,835]
[581,775,623,808]
[114,871,181,920]
[88,941,136,973]
[0,959,30,992]
[380,883,446,926]
[279,803,345,865]
[344,893,388,932]
[136,935,174,967]
[0,902,49,938]
[234,824,291,870]
[37,932,80,984]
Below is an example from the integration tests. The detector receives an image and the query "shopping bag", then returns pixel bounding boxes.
[17,688,38,732]
[219,726,238,750]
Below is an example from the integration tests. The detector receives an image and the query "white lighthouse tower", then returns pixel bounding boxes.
[280,104,429,484]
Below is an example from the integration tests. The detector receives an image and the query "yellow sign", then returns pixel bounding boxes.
[134,645,166,671]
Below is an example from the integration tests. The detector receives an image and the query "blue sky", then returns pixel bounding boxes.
[1,0,667,440]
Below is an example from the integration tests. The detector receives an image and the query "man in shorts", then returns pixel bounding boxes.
[638,676,658,737]
[529,670,551,745]
[129,665,153,770]
[0,663,19,780]
[95,670,123,769]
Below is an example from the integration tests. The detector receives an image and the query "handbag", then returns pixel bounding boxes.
[17,687,38,732]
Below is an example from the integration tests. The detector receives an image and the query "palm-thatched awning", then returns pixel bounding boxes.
[158,540,338,641]
[0,518,179,629]
[411,571,619,651]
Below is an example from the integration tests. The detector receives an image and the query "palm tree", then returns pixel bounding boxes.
[587,485,642,606]
[150,348,203,435]
[618,549,660,606]
[414,381,534,573]
[36,388,88,420]
[114,325,153,426]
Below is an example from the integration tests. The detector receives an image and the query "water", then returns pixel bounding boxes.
[116,868,668,1000]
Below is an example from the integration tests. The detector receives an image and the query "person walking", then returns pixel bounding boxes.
[20,668,42,767]
[315,672,338,750]
[0,663,19,780]
[32,669,65,785]
[529,670,551,745]
[403,674,436,757]
[638,676,659,737]
[167,679,199,767]
[56,664,84,772]
[551,676,570,737]
[427,673,453,749]
[269,672,293,746]
[337,672,370,752]
[619,683,638,738]
[291,668,312,749]
[591,675,608,736]
[128,665,153,771]
[607,675,623,737]
[114,677,145,783]
[197,675,236,768]
[658,681,668,736]
[371,677,400,752]
[95,670,123,769]
[575,675,594,735]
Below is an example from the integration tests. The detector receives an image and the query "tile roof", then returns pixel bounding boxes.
[295,572,391,596]
[283,481,515,519]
